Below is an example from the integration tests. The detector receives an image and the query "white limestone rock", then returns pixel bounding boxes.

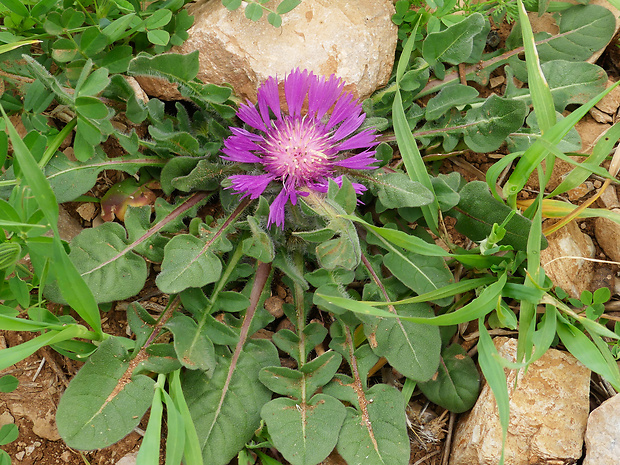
[583,393,620,465]
[137,0,397,102]
[540,220,596,299]
[450,337,590,465]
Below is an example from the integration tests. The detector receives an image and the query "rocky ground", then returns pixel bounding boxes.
[3,0,620,464]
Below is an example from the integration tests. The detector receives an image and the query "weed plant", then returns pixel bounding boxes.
[1,0,620,464]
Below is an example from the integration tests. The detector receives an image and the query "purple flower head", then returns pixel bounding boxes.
[221,68,378,228]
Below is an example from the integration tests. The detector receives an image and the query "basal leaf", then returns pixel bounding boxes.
[451,181,547,251]
[369,303,441,382]
[537,4,615,62]
[418,343,480,412]
[156,234,222,294]
[45,222,147,304]
[422,13,486,65]
[383,248,454,306]
[369,171,434,209]
[183,339,279,465]
[56,337,155,450]
[262,394,346,465]
[164,313,216,374]
[463,94,528,153]
[337,384,409,465]
[504,60,607,112]
[425,84,479,121]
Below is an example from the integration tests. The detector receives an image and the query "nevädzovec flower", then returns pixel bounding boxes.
[221,68,378,228]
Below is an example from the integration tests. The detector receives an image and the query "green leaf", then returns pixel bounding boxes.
[75,96,109,119]
[517,0,555,135]
[463,95,528,153]
[0,424,18,446]
[0,0,28,17]
[56,337,155,450]
[135,387,163,465]
[77,67,110,97]
[267,12,282,27]
[418,344,480,412]
[164,313,216,374]
[129,51,199,82]
[147,29,170,46]
[0,326,87,371]
[45,223,147,304]
[0,243,21,270]
[477,321,508,464]
[534,4,616,63]
[425,84,479,121]
[393,24,439,232]
[146,9,172,29]
[337,384,409,465]
[505,61,607,112]
[243,216,275,263]
[245,2,263,21]
[101,13,137,43]
[259,352,342,399]
[51,38,78,63]
[156,234,223,294]
[452,181,547,251]
[276,0,301,14]
[262,394,346,465]
[0,375,18,393]
[369,171,434,209]
[557,318,620,387]
[79,26,108,56]
[222,0,242,10]
[422,13,486,65]
[370,303,441,382]
[184,339,279,465]
[315,233,360,271]
[315,274,506,326]
[383,248,454,306]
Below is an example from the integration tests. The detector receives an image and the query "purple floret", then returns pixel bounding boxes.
[221,68,379,228]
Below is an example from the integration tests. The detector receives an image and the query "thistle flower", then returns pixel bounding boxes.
[221,68,378,228]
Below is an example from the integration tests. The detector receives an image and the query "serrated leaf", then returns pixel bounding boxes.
[156,234,222,294]
[45,222,147,304]
[165,314,216,374]
[369,303,441,382]
[422,13,486,65]
[184,339,279,465]
[56,337,155,450]
[337,384,409,465]
[418,344,480,412]
[463,94,528,153]
[262,394,346,465]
